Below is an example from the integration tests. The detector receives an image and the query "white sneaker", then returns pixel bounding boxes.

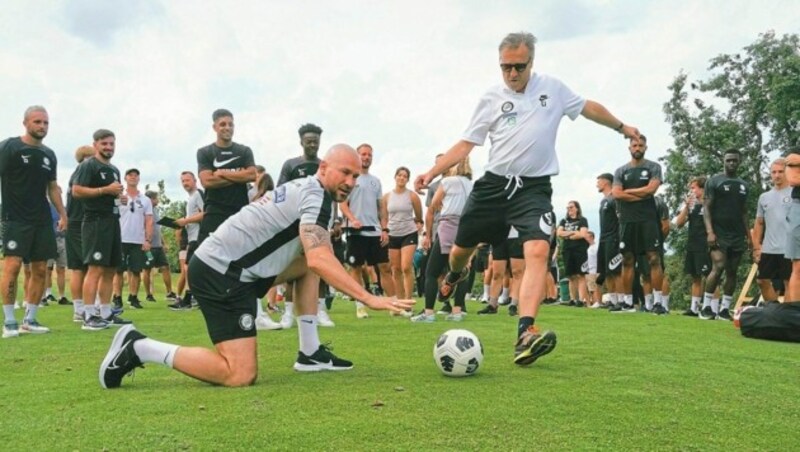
[317,310,335,327]
[3,322,19,338]
[356,305,369,319]
[14,302,22,310]
[390,309,413,318]
[73,312,84,323]
[589,302,602,309]
[20,320,50,334]
[445,312,466,322]
[410,312,435,323]
[279,310,295,329]
[256,315,282,331]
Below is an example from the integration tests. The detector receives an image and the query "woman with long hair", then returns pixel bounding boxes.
[556,200,590,305]
[382,166,423,306]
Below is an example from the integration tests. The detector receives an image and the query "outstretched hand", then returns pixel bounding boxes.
[414,174,431,194]
[621,124,641,140]
[363,296,415,314]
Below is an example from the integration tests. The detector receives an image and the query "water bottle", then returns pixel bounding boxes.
[145,251,154,265]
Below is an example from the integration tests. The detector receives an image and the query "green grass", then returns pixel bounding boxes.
[1,288,798,450]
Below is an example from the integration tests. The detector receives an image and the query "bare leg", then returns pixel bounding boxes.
[388,249,404,299]
[172,338,258,387]
[400,244,416,299]
[519,240,549,319]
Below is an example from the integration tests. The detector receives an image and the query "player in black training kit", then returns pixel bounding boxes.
[1,106,66,338]
[675,176,712,316]
[196,109,257,244]
[596,173,623,308]
[556,201,590,306]
[700,149,751,321]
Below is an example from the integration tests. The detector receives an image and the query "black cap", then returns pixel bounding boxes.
[125,168,140,176]
[598,173,613,182]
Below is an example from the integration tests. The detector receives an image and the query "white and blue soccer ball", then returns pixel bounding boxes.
[433,329,484,377]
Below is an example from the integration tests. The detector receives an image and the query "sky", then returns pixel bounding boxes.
[1,0,797,230]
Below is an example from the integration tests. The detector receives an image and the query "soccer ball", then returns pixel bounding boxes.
[433,329,484,377]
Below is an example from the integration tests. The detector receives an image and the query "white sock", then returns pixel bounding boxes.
[24,303,38,322]
[318,298,327,312]
[711,298,720,314]
[645,294,654,311]
[355,301,365,309]
[85,304,98,320]
[702,293,713,309]
[256,300,265,317]
[653,290,663,305]
[624,294,633,306]
[501,287,509,299]
[3,304,15,323]
[510,298,518,306]
[134,338,178,367]
[662,295,670,311]
[73,299,84,316]
[45,288,52,297]
[100,304,112,319]
[722,295,732,310]
[297,315,320,355]
[609,293,618,305]
[284,301,294,316]
[483,285,491,299]
[691,296,700,313]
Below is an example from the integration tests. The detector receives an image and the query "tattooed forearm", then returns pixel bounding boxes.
[300,224,332,252]
[5,280,17,305]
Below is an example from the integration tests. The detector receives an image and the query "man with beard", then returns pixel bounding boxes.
[169,171,204,310]
[611,135,663,313]
[99,145,415,389]
[1,106,66,338]
[701,149,751,320]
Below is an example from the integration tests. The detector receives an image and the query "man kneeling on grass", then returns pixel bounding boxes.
[99,145,414,388]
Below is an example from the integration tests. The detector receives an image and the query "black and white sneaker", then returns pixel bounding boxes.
[82,315,110,331]
[145,294,157,302]
[103,314,133,327]
[437,302,452,315]
[293,344,353,372]
[652,303,668,315]
[477,305,498,315]
[698,306,716,320]
[168,297,192,311]
[609,303,636,313]
[508,304,518,316]
[99,325,145,389]
[717,308,732,321]
[165,292,178,301]
[129,296,144,309]
[682,308,698,317]
[113,295,123,310]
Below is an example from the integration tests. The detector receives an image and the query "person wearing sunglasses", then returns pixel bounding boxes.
[112,168,153,310]
[415,31,640,367]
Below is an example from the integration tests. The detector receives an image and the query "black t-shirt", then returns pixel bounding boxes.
[197,142,256,216]
[599,194,619,240]
[66,164,85,223]
[0,137,57,225]
[613,159,662,223]
[278,155,321,185]
[686,201,706,252]
[559,216,589,251]
[73,157,121,220]
[705,173,748,239]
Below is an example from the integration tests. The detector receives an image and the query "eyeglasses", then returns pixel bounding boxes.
[500,59,531,73]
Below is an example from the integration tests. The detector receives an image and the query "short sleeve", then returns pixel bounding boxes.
[613,166,624,187]
[197,147,214,173]
[650,161,663,182]
[558,80,586,120]
[74,160,93,187]
[47,149,58,181]
[461,94,494,146]
[0,138,12,175]
[580,218,589,228]
[242,146,256,168]
[142,197,154,216]
[756,193,766,218]
[299,180,332,229]
[278,159,292,186]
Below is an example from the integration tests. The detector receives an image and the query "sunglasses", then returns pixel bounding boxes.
[500,59,531,73]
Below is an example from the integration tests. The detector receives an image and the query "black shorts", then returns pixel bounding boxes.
[637,251,664,278]
[66,221,86,270]
[2,221,56,262]
[82,217,122,268]
[186,240,199,263]
[144,247,169,269]
[684,249,711,277]
[714,235,746,254]
[346,235,388,266]
[563,247,588,276]
[597,237,622,278]
[619,221,661,256]
[491,240,509,261]
[507,238,524,260]
[332,238,346,264]
[388,231,418,250]
[189,257,274,344]
[472,245,490,272]
[455,172,554,248]
[198,212,230,244]
[757,253,791,281]
[119,243,146,273]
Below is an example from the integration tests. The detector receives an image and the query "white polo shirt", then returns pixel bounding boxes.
[462,72,586,178]
[119,192,153,244]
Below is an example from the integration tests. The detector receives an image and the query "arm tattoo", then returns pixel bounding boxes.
[300,224,332,252]
[6,280,17,305]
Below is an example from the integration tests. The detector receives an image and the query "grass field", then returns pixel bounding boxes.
[1,286,798,451]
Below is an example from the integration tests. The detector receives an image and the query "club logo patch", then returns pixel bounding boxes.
[608,253,623,271]
[93,251,102,261]
[539,94,549,106]
[501,101,514,113]
[539,212,554,236]
[6,240,17,250]
[239,314,254,331]
[619,241,626,250]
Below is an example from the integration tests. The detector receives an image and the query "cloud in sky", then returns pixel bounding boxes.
[0,0,796,230]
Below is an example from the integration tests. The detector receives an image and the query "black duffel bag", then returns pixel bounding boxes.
[740,302,800,343]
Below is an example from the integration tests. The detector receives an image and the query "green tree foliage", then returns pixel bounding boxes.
[145,180,186,272]
[661,31,800,306]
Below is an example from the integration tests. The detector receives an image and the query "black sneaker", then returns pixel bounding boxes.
[609,303,636,313]
[574,300,585,308]
[103,314,133,327]
[293,344,353,372]
[682,308,698,317]
[168,297,192,311]
[129,296,144,309]
[40,297,50,307]
[542,298,557,305]
[514,327,557,366]
[46,294,57,302]
[82,315,110,331]
[508,304,518,316]
[165,292,178,301]
[113,295,123,310]
[437,302,452,315]
[145,294,157,302]
[437,268,470,302]
[698,306,716,320]
[99,325,145,388]
[717,308,732,321]
[477,305,498,315]
[652,303,668,315]
[58,296,71,305]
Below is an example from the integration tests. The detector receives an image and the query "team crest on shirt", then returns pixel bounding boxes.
[239,314,254,331]
[93,251,102,260]
[501,101,514,113]
[274,185,286,203]
[6,240,17,250]
[539,94,549,107]
[21,155,31,164]
[43,157,50,166]
[784,197,791,204]
[739,184,746,194]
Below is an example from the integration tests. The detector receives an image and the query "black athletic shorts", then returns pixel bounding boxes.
[144,247,169,269]
[66,220,86,270]
[119,243,146,273]
[597,237,622,278]
[198,212,230,244]
[332,238,346,264]
[2,221,56,262]
[455,172,554,248]
[507,238,524,260]
[346,234,388,266]
[713,235,746,254]
[82,217,122,268]
[472,245,490,273]
[619,221,661,256]
[684,249,711,277]
[186,240,199,263]
[388,231,418,250]
[189,257,274,344]
[563,247,588,276]
[637,251,664,279]
[491,240,509,261]
[757,253,791,281]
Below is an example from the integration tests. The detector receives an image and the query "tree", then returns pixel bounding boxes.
[661,31,800,307]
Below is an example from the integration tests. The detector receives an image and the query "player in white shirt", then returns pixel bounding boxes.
[415,31,640,366]
[99,145,414,389]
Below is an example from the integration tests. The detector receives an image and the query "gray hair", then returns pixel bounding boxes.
[772,157,786,167]
[24,105,47,120]
[499,32,537,58]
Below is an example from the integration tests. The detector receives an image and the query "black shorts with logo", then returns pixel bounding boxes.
[388,231,418,250]
[597,237,622,278]
[619,221,661,256]
[757,253,791,281]
[563,247,588,276]
[119,243,146,273]
[346,234,389,266]
[2,221,57,262]
[455,172,554,248]
[189,257,274,344]
[66,220,86,270]
[144,247,169,269]
[82,217,122,268]
[684,249,711,277]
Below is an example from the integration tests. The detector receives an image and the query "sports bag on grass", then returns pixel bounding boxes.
[739,302,800,343]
